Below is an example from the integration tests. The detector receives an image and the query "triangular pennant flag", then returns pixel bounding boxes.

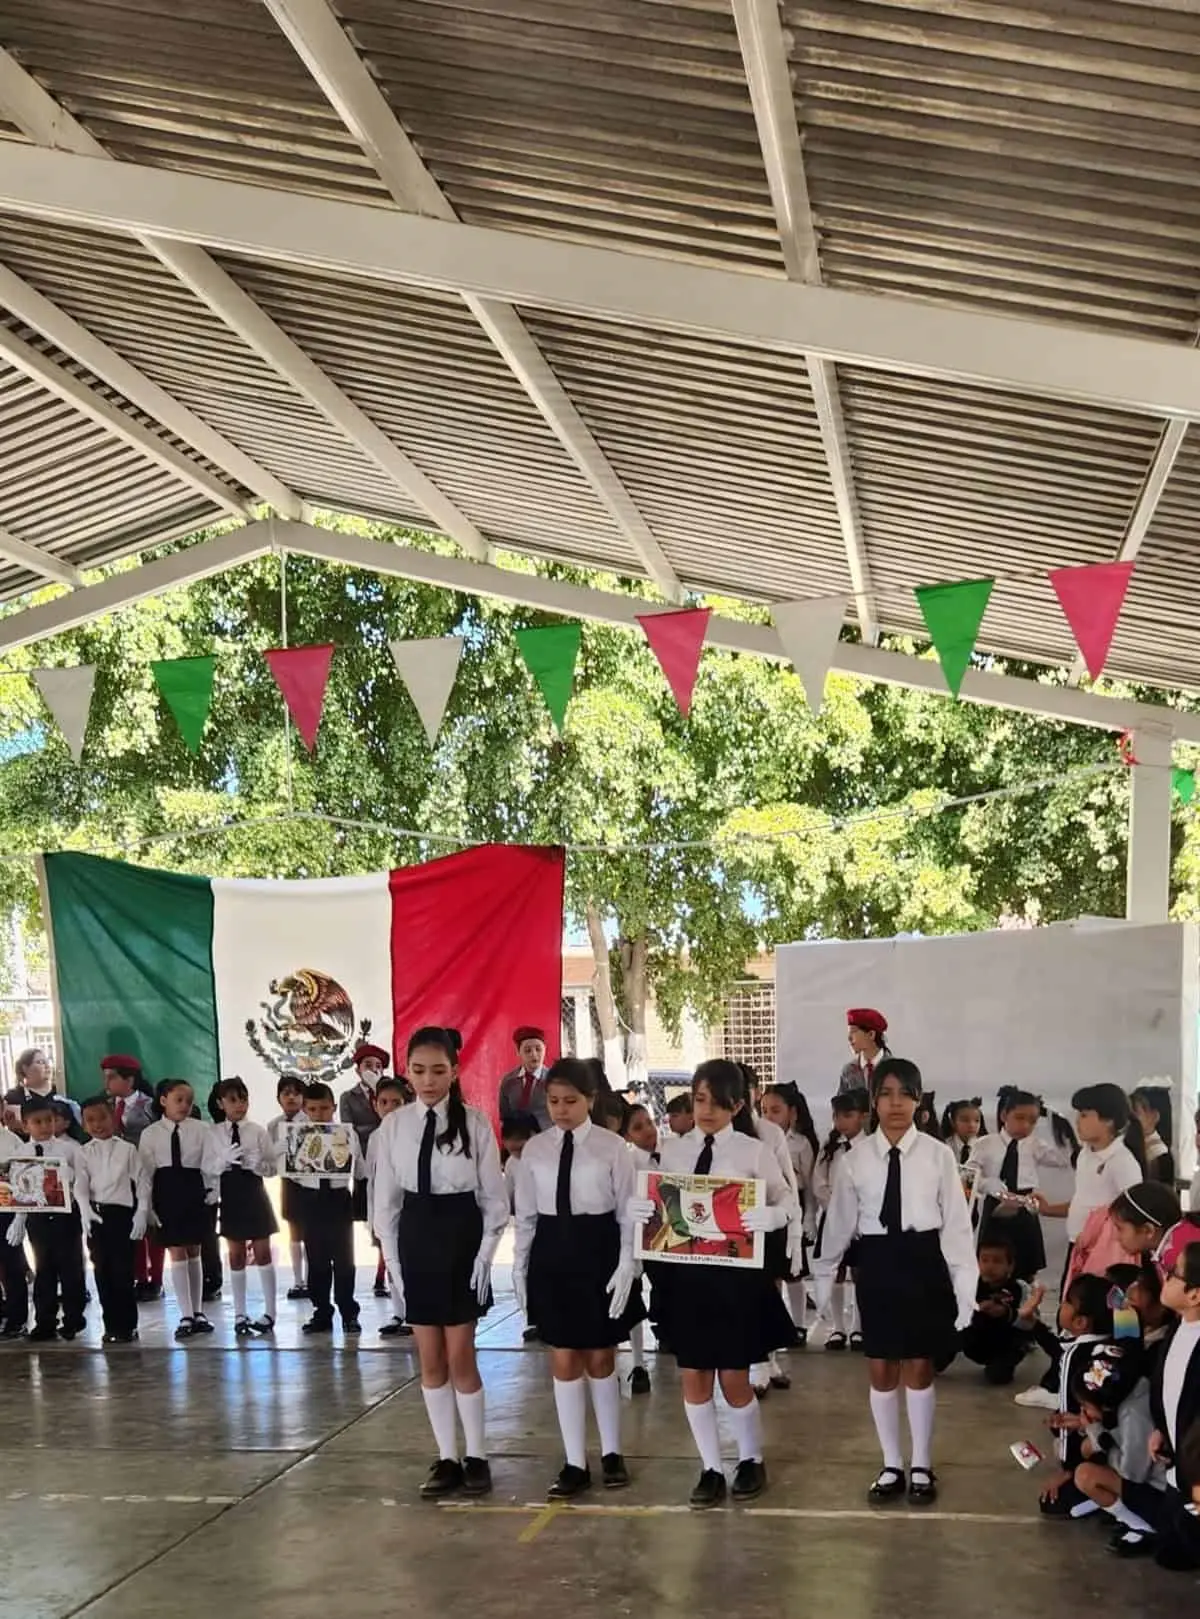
[514,623,581,733]
[263,643,335,752]
[637,607,711,717]
[1172,767,1196,806]
[390,635,464,746]
[151,655,215,754]
[914,577,994,699]
[1049,561,1134,682]
[32,666,96,764]
[772,597,847,715]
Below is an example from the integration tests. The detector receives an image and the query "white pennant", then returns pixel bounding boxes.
[33,665,96,763]
[772,597,847,715]
[389,635,464,745]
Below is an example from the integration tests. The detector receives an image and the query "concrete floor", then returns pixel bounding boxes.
[1,1268,1194,1618]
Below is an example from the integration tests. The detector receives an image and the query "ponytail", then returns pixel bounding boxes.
[819,1124,845,1165]
[1122,1119,1146,1173]
[438,1077,471,1159]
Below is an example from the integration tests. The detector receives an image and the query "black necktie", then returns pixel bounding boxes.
[556,1129,574,1217]
[417,1107,437,1195]
[881,1146,902,1232]
[960,1140,970,1166]
[650,1150,661,1166]
[1000,1137,1020,1193]
[694,1133,715,1174]
[33,1143,43,1159]
[170,1123,182,1169]
[231,1122,241,1148]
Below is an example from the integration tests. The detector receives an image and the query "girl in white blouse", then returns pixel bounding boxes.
[1034,1084,1144,1254]
[513,1059,642,1499]
[627,1060,797,1511]
[372,1026,507,1502]
[812,1088,869,1350]
[760,1083,819,1349]
[820,1058,977,1507]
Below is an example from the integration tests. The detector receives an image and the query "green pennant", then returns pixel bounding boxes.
[514,623,581,734]
[1172,767,1196,805]
[914,577,995,699]
[151,655,216,754]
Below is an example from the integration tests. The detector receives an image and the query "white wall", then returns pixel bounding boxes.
[776,921,1198,1177]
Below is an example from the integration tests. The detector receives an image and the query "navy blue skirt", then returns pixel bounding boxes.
[528,1212,645,1350]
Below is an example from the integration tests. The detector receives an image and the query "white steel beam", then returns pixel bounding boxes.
[0,321,252,519]
[0,261,303,518]
[0,526,84,589]
[0,48,490,562]
[263,0,683,601]
[732,0,875,642]
[2,145,1199,425]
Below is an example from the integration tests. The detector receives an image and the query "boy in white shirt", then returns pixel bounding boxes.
[17,1095,89,1341]
[0,1115,29,1336]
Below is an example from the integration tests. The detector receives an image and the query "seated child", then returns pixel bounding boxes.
[1038,1274,1114,1517]
[1071,1336,1162,1556]
[957,1235,1041,1385]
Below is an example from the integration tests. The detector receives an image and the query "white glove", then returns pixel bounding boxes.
[149,1208,161,1228]
[740,1202,788,1234]
[955,1311,973,1334]
[82,1203,102,1230]
[606,1259,636,1320]
[221,1144,244,1170]
[382,1242,402,1292]
[204,1186,219,1207]
[130,1209,149,1242]
[787,1223,806,1277]
[6,1215,25,1247]
[625,1196,655,1225]
[469,1250,492,1305]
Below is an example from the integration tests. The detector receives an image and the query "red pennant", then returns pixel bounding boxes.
[636,607,711,717]
[1049,561,1134,681]
[263,643,335,752]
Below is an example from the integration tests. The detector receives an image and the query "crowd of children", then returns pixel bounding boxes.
[2,1024,1199,1571]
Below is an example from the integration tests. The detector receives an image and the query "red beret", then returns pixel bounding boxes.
[353,1043,389,1068]
[513,1025,546,1047]
[846,1008,888,1036]
[100,1054,141,1073]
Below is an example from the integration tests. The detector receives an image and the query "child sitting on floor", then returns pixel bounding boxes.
[956,1235,1041,1385]
[1038,1274,1114,1518]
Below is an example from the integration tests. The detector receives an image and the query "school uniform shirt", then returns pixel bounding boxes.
[0,1125,25,1161]
[811,1138,854,1210]
[1161,1319,1200,1489]
[755,1115,799,1196]
[628,1142,662,1173]
[210,1119,275,1178]
[137,1118,222,1199]
[371,1097,508,1243]
[656,1123,797,1220]
[76,1137,151,1217]
[1066,1138,1142,1240]
[512,1119,637,1279]
[967,1129,1069,1198]
[781,1130,817,1231]
[819,1127,978,1327]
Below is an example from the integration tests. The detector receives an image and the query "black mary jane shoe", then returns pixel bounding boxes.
[628,1365,651,1396]
[824,1332,848,1353]
[601,1453,630,1490]
[907,1468,938,1505]
[420,1458,464,1499]
[547,1463,592,1500]
[867,1467,907,1503]
[689,1469,727,1511]
[732,1459,766,1501]
[769,1368,791,1390]
[849,1332,864,1352]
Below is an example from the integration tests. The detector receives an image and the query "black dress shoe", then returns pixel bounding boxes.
[602,1453,630,1490]
[0,1324,27,1341]
[462,1457,493,1496]
[522,1325,542,1343]
[373,1281,390,1298]
[286,1284,309,1301]
[191,1313,214,1335]
[868,1467,906,1502]
[343,1318,362,1335]
[732,1459,766,1500]
[301,1314,334,1335]
[825,1332,848,1352]
[907,1468,937,1504]
[769,1369,791,1390]
[629,1365,651,1396]
[1108,1528,1157,1559]
[27,1325,57,1342]
[380,1318,414,1338]
[547,1463,592,1499]
[849,1332,864,1352]
[420,1458,464,1499]
[173,1318,195,1342]
[689,1469,727,1510]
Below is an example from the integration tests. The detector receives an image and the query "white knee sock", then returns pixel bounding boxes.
[290,1240,305,1287]
[629,1319,646,1369]
[389,1275,405,1318]
[750,1361,770,1390]
[455,1387,487,1460]
[1109,1500,1155,1534]
[905,1384,936,1472]
[869,1387,903,1470]
[259,1262,277,1320]
[786,1279,808,1332]
[587,1372,623,1457]
[1069,1498,1101,1519]
[684,1399,723,1471]
[554,1377,588,1469]
[422,1382,459,1460]
[844,1285,860,1336]
[231,1268,248,1317]
[828,1283,846,1334]
[171,1258,193,1322]
[187,1256,204,1316]
[727,1398,764,1463]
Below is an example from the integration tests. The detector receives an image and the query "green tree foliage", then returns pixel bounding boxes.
[0,516,1193,1054]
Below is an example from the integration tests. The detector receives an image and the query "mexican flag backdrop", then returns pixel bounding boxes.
[39,846,564,1122]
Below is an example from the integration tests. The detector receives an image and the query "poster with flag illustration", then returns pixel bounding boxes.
[635,1171,764,1268]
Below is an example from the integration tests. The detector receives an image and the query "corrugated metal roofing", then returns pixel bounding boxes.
[0,0,1194,694]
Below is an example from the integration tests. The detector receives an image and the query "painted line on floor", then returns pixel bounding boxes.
[435,1500,1042,1529]
[4,1490,243,1507]
[517,1502,567,1543]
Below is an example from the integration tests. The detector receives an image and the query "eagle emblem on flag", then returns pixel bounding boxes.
[245,968,371,1079]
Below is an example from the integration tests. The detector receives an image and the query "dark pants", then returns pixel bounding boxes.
[1034,1321,1063,1392]
[28,1214,86,1333]
[0,1212,29,1329]
[303,1202,358,1324]
[89,1204,138,1338]
[201,1204,222,1294]
[960,1317,1028,1384]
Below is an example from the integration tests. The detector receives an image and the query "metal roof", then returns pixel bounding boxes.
[0,0,1196,695]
